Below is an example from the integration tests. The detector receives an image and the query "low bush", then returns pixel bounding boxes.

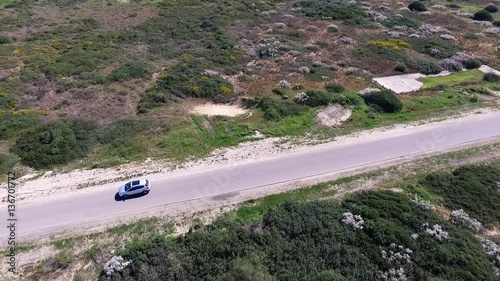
[473,10,493,22]
[422,165,500,226]
[0,114,41,140]
[463,58,481,69]
[409,37,461,59]
[362,90,403,113]
[408,1,427,11]
[258,97,308,121]
[0,153,17,175]
[137,92,169,114]
[407,57,443,75]
[382,17,421,29]
[325,83,344,93]
[295,0,367,20]
[108,62,151,82]
[99,191,496,281]
[10,119,97,169]
[95,118,153,144]
[394,62,407,72]
[0,36,11,44]
[301,90,332,107]
[483,72,500,82]
[484,4,498,13]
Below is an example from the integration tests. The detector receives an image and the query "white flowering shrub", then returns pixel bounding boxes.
[422,223,450,241]
[342,212,364,229]
[440,34,455,40]
[338,36,354,44]
[278,80,291,89]
[410,195,434,211]
[103,256,132,276]
[358,88,380,95]
[474,20,493,27]
[294,92,309,103]
[439,58,463,72]
[381,243,413,266]
[458,12,474,18]
[298,66,310,74]
[379,267,408,281]
[450,209,484,233]
[484,27,500,35]
[483,240,500,265]
[202,70,219,77]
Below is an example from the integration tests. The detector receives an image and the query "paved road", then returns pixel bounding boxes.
[2,113,500,240]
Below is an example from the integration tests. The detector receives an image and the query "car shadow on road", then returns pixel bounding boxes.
[114,192,148,202]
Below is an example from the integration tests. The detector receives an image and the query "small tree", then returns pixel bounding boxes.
[362,90,403,113]
[463,58,481,69]
[473,10,493,22]
[408,1,428,12]
[325,83,345,93]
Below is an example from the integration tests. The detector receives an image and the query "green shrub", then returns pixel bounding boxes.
[325,83,344,93]
[108,62,151,82]
[137,92,169,114]
[409,37,461,59]
[382,17,421,29]
[272,88,287,96]
[394,62,407,72]
[407,57,443,75]
[483,72,500,82]
[10,119,97,169]
[95,118,153,144]
[0,36,11,44]
[422,165,500,226]
[351,44,404,62]
[258,97,307,121]
[463,58,481,69]
[295,0,367,20]
[0,153,17,175]
[0,114,41,140]
[408,1,427,11]
[484,4,498,13]
[327,25,338,33]
[362,90,403,113]
[302,90,332,107]
[473,10,493,22]
[100,191,496,281]
[331,92,364,108]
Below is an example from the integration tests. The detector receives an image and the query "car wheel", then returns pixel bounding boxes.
[143,190,149,195]
[122,194,128,199]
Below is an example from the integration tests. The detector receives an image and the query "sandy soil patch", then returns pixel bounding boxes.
[316,104,352,128]
[190,103,249,117]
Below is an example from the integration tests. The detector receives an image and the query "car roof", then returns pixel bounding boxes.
[130,179,148,186]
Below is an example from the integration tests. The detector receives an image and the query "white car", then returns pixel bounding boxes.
[118,179,151,199]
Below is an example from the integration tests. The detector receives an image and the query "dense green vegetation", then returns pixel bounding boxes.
[295,0,367,21]
[10,119,97,169]
[422,165,500,226]
[100,190,496,281]
[362,90,403,113]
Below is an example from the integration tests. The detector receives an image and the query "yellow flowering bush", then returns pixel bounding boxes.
[368,39,410,51]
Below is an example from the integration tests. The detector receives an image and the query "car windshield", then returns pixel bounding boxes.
[124,182,131,191]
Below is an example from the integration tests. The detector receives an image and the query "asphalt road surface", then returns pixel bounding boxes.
[2,113,500,240]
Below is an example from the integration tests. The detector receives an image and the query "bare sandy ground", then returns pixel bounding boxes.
[2,108,498,207]
[190,103,249,117]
